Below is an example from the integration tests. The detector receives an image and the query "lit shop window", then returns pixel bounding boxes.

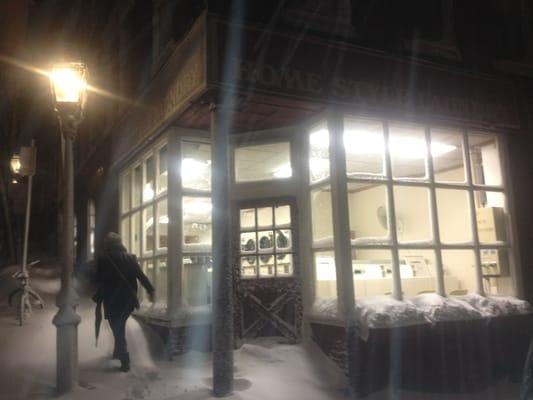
[87,199,96,260]
[309,125,330,183]
[182,141,211,190]
[235,142,292,182]
[183,197,212,248]
[119,139,169,307]
[311,119,515,304]
[183,255,212,306]
[239,205,294,278]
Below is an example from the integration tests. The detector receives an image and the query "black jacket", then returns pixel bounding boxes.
[95,248,154,320]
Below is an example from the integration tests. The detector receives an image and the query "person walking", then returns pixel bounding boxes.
[94,232,154,372]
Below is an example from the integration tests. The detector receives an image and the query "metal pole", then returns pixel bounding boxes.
[210,104,233,397]
[21,140,35,275]
[53,116,81,394]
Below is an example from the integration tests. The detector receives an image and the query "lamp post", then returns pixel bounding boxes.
[49,62,87,394]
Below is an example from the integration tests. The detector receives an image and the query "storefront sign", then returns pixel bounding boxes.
[210,20,518,127]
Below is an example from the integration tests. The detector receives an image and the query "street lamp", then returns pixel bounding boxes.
[10,154,21,175]
[49,61,87,394]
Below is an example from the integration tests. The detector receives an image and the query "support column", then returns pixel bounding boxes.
[167,130,183,318]
[210,104,233,397]
[53,118,81,395]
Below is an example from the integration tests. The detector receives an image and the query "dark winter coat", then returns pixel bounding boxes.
[95,244,154,320]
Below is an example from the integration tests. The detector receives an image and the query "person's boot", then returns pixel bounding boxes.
[120,352,130,372]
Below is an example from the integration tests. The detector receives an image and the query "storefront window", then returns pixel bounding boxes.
[348,182,389,240]
[389,123,428,180]
[310,185,333,244]
[157,145,168,194]
[432,128,465,183]
[120,139,170,310]
[157,198,168,250]
[235,142,292,182]
[182,141,211,190]
[469,134,503,187]
[183,255,212,305]
[344,118,385,176]
[436,189,472,243]
[156,257,167,306]
[394,186,432,242]
[183,196,212,247]
[87,199,96,260]
[121,171,131,212]
[314,251,337,299]
[143,155,155,202]
[239,204,294,279]
[309,125,330,183]
[315,117,516,306]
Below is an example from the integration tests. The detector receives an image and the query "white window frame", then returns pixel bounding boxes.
[309,115,519,308]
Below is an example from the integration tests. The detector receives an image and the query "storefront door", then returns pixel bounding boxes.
[235,198,302,342]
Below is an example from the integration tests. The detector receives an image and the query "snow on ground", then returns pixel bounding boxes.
[0,262,525,399]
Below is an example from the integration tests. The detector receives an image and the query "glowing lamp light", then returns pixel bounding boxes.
[10,154,21,174]
[49,62,87,105]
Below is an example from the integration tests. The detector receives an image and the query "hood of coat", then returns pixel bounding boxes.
[103,232,127,253]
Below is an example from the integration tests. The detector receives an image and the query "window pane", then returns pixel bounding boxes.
[432,129,465,183]
[142,260,154,304]
[157,199,168,251]
[442,250,476,295]
[475,194,507,243]
[257,231,274,252]
[182,141,211,190]
[436,189,472,243]
[276,253,293,276]
[184,255,212,305]
[143,155,155,203]
[241,256,257,278]
[394,186,431,242]
[240,208,255,229]
[131,211,141,256]
[240,232,256,253]
[390,123,427,179]
[275,205,291,226]
[235,142,291,182]
[348,182,388,240]
[399,250,436,297]
[481,249,512,295]
[132,165,142,208]
[143,206,154,255]
[311,185,333,243]
[121,218,130,252]
[121,171,131,213]
[156,257,167,305]
[315,251,337,299]
[344,118,384,176]
[259,255,275,277]
[275,229,292,251]
[309,124,330,183]
[469,134,502,186]
[257,207,273,228]
[157,145,168,194]
[352,249,393,299]
[183,197,212,246]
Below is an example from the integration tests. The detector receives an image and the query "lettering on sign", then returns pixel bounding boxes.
[225,57,516,126]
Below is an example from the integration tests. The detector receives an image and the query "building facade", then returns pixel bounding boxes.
[75,0,533,395]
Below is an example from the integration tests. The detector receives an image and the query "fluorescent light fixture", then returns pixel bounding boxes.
[310,128,456,159]
[158,215,169,224]
[273,163,292,178]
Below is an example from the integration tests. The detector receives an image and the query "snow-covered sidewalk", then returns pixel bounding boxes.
[0,262,525,399]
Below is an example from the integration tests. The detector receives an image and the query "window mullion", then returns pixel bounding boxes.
[463,130,485,296]
[327,112,355,318]
[425,127,445,296]
[383,121,402,300]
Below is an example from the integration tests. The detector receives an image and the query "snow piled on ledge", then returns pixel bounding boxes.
[312,294,533,340]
